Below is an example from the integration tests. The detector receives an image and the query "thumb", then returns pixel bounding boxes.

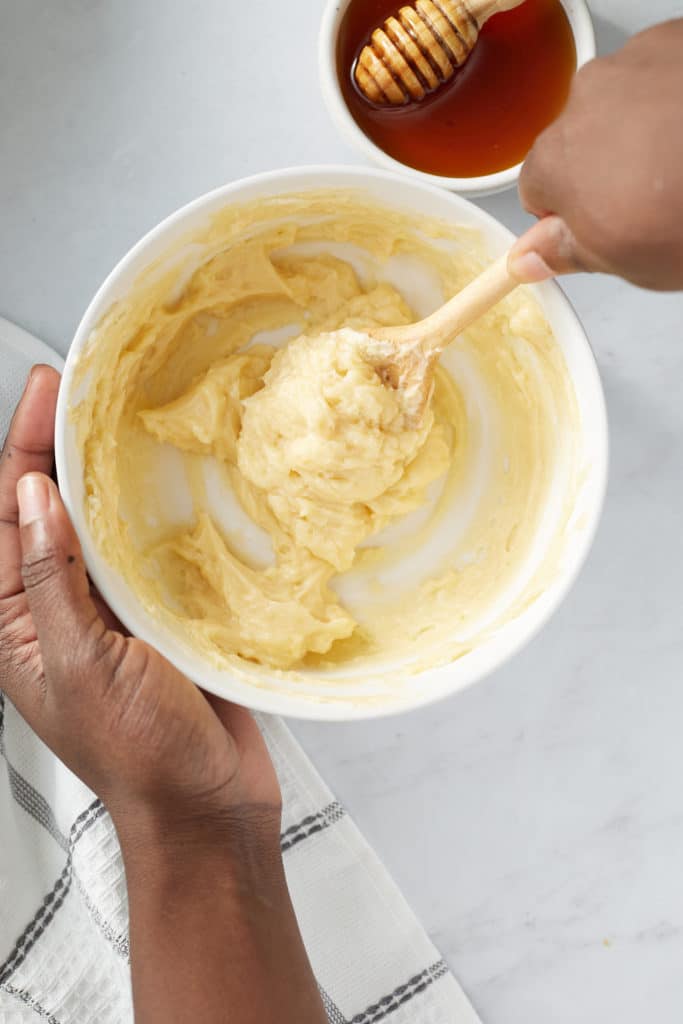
[508,215,590,283]
[17,473,103,675]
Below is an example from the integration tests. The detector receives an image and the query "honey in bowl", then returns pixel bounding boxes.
[337,0,577,178]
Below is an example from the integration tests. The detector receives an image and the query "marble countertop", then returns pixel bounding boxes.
[2,1,682,1020]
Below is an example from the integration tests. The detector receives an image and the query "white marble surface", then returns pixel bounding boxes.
[2,1,682,1020]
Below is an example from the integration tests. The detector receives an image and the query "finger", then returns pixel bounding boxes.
[0,366,61,601]
[518,119,570,221]
[508,216,591,282]
[17,473,105,684]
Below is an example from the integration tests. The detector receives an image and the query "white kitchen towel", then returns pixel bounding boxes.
[0,319,480,1024]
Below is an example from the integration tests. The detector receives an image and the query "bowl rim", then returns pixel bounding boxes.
[318,0,597,196]
[55,164,609,721]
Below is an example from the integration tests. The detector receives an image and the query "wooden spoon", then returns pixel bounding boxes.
[363,250,532,425]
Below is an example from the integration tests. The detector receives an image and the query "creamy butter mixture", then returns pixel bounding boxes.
[73,191,578,675]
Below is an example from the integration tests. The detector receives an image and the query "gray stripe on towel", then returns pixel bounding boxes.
[0,694,69,850]
[0,797,106,985]
[321,986,348,1023]
[1,983,63,1023]
[350,960,449,1024]
[281,801,345,853]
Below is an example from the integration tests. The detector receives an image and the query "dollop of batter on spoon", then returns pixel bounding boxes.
[237,327,436,573]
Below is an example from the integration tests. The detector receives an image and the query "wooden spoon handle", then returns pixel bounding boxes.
[374,253,518,355]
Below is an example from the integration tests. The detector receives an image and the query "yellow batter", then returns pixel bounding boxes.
[72,190,579,676]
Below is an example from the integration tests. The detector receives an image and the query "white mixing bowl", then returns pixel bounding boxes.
[55,166,607,721]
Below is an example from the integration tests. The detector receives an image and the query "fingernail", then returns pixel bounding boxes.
[17,474,50,527]
[508,250,554,284]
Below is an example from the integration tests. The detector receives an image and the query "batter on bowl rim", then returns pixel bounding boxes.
[72,190,579,674]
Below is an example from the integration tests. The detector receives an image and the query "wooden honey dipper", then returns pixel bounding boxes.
[354,0,527,106]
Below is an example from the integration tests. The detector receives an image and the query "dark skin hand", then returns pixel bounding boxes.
[509,19,683,290]
[0,366,327,1023]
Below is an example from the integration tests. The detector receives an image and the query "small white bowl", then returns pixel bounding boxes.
[55,166,608,721]
[319,0,596,197]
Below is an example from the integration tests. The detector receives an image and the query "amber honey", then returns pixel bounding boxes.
[337,0,577,178]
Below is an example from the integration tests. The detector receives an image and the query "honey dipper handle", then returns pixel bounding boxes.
[465,0,527,28]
